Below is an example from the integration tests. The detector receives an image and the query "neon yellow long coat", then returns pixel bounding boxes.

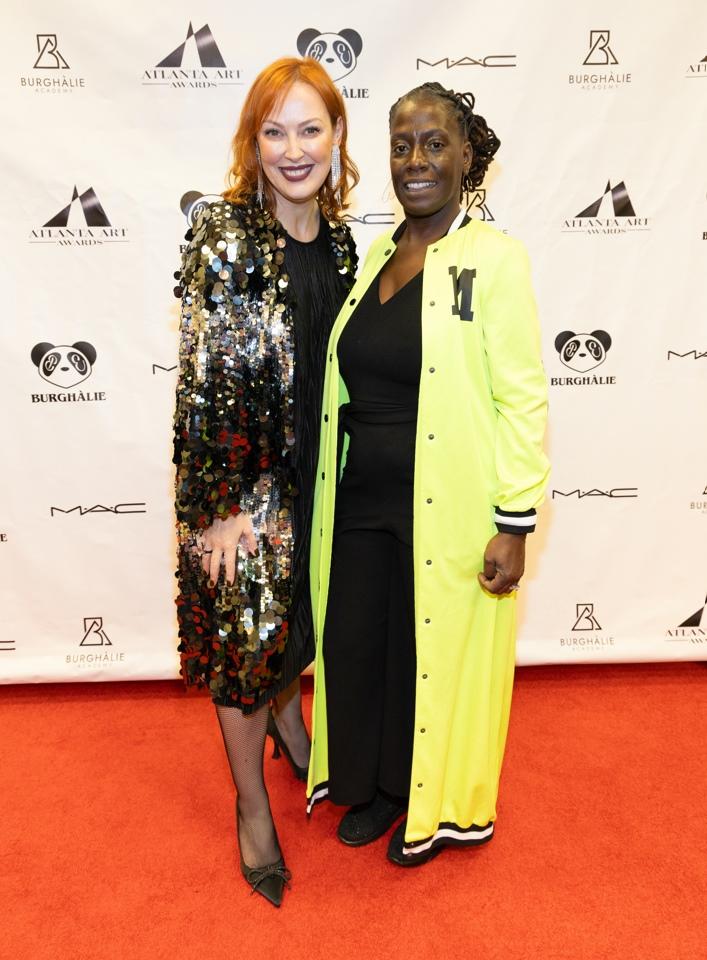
[307,218,549,851]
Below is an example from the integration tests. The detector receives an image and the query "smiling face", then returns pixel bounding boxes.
[389,96,471,220]
[257,81,342,217]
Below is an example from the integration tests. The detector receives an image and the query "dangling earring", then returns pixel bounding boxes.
[255,142,264,208]
[330,143,342,203]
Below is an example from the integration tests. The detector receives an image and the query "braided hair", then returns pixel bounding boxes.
[389,82,500,201]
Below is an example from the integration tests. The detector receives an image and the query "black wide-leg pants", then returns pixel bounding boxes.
[322,528,417,805]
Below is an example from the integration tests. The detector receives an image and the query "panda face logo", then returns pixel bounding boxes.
[554,330,612,373]
[31,341,97,389]
[179,191,223,227]
[297,28,363,82]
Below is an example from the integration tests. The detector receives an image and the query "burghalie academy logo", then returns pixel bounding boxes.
[570,30,631,90]
[143,22,242,89]
[68,617,125,668]
[563,180,650,235]
[560,603,614,651]
[296,28,368,99]
[690,485,707,515]
[666,594,706,644]
[30,186,129,246]
[81,617,111,646]
[551,329,615,387]
[30,340,106,404]
[583,30,617,65]
[19,34,86,93]
[467,189,494,222]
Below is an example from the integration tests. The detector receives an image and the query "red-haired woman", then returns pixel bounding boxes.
[173,57,358,906]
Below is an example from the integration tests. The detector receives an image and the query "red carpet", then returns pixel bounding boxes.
[2,663,705,960]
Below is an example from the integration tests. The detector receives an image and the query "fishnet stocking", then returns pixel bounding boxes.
[215,702,280,868]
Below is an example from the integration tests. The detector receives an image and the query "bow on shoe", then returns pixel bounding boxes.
[246,863,292,894]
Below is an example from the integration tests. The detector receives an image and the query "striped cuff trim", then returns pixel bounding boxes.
[494,509,536,533]
[402,821,495,857]
[306,782,329,815]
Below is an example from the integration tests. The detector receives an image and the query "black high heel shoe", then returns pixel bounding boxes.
[267,710,309,782]
[237,807,291,907]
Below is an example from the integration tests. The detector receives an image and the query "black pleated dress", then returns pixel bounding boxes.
[281,217,349,683]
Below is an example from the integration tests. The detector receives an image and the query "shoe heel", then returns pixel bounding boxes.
[266,708,309,781]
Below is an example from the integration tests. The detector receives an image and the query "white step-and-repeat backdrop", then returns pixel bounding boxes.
[1,1,705,683]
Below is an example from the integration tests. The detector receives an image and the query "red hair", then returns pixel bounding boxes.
[223,57,359,221]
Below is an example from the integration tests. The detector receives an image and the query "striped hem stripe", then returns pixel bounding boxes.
[402,821,494,857]
[306,782,329,815]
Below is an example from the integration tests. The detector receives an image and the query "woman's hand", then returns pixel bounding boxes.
[478,533,526,596]
[201,513,258,586]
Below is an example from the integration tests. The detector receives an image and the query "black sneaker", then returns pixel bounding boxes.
[337,792,406,847]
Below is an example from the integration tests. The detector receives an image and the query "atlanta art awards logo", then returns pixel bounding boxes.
[686,54,706,78]
[143,22,242,89]
[560,603,614,651]
[569,30,631,90]
[67,617,125,667]
[29,186,129,247]
[296,28,368,99]
[19,34,86,93]
[563,180,650,235]
[666,594,706,644]
[30,340,106,404]
[551,329,615,387]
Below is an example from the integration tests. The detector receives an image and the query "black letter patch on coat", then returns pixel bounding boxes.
[448,266,476,322]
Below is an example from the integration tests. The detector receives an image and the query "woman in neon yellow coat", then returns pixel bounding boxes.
[307,83,549,865]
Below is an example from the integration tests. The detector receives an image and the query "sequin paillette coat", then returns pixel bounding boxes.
[172,200,356,710]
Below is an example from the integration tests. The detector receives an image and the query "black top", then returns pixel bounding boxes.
[335,268,424,545]
[338,271,423,414]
